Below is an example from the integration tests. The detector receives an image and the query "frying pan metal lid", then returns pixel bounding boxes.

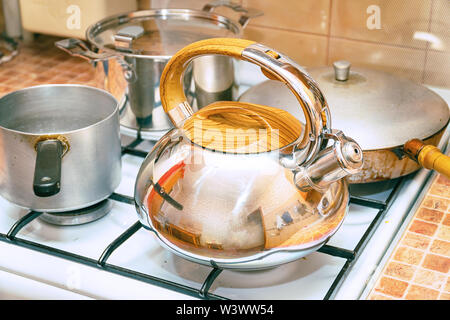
[239,62,450,150]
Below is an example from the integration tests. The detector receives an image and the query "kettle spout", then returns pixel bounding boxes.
[294,130,363,192]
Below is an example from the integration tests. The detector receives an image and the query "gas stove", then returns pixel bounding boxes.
[0,63,449,300]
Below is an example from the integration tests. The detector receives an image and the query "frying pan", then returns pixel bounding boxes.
[239,62,450,183]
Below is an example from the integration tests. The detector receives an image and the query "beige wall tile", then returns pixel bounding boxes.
[328,38,426,83]
[243,26,328,66]
[430,0,450,52]
[243,0,330,35]
[331,0,432,49]
[424,43,450,88]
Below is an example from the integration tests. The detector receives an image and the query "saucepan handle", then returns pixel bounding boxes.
[202,0,263,28]
[33,140,64,197]
[404,139,450,178]
[55,38,136,82]
[55,38,118,62]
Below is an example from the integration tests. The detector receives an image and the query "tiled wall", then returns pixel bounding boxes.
[141,0,450,88]
[1,1,447,87]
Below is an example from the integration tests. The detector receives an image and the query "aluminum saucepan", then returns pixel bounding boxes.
[239,62,450,183]
[55,1,262,141]
[0,84,122,212]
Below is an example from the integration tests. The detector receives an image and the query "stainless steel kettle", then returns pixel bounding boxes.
[134,38,364,270]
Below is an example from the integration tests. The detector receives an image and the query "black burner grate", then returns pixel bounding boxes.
[0,137,404,300]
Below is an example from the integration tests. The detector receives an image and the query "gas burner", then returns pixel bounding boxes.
[39,199,113,226]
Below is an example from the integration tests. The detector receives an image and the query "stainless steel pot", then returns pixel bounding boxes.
[239,62,450,183]
[0,85,122,212]
[56,1,262,140]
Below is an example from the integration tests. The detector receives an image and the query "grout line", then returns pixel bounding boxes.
[438,291,448,299]
[383,267,446,293]
[328,35,429,52]
[428,190,450,200]
[248,23,335,39]
[414,217,444,225]
[325,0,333,65]
[421,201,449,212]
[391,252,450,275]
[405,230,433,240]
[421,193,450,203]
[370,291,401,300]
[401,243,431,299]
[248,23,430,52]
[421,0,435,83]
[401,240,450,259]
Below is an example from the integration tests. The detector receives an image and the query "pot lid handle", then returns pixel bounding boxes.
[202,0,263,28]
[333,60,351,81]
[160,38,332,166]
[113,25,145,51]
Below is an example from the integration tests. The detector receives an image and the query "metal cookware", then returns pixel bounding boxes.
[239,62,450,183]
[0,85,122,212]
[134,38,364,270]
[56,1,262,140]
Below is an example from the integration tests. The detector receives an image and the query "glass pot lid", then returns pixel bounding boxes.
[240,63,450,151]
[85,9,242,58]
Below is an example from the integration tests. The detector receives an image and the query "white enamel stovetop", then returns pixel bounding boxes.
[0,62,449,300]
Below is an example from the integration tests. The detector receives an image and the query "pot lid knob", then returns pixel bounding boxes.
[333,60,351,81]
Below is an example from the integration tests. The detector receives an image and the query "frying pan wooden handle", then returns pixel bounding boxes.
[404,139,450,178]
[159,38,255,127]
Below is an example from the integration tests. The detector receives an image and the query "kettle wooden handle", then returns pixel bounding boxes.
[159,38,255,127]
[160,37,334,166]
[404,139,450,178]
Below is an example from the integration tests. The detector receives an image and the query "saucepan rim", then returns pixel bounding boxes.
[0,84,119,135]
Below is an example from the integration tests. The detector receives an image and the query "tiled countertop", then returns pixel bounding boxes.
[0,35,99,97]
[1,35,449,300]
[368,173,450,300]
